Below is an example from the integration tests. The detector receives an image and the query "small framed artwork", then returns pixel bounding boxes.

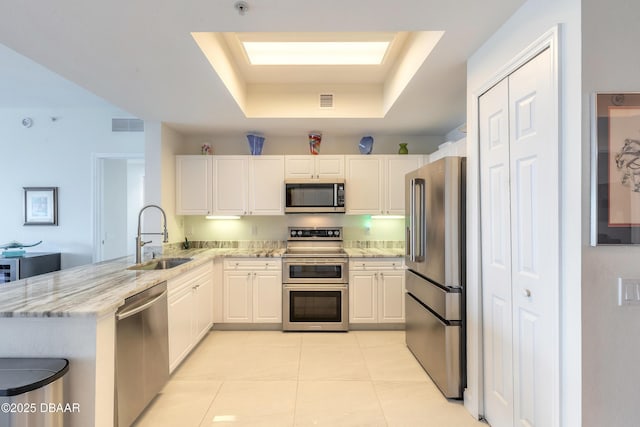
[592,93,640,245]
[24,187,58,226]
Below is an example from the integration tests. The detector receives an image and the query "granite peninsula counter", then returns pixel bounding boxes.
[0,242,401,427]
[0,246,285,427]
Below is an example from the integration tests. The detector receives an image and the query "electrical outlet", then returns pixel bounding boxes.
[618,278,640,306]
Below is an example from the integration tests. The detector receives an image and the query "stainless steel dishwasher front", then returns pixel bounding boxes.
[115,281,169,427]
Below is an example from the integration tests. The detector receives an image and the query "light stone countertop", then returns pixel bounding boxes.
[0,247,285,319]
[343,248,405,258]
[0,245,404,318]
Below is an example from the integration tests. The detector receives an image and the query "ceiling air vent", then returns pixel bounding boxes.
[112,118,144,132]
[319,94,334,109]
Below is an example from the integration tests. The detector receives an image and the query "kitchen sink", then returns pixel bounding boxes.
[127,257,193,271]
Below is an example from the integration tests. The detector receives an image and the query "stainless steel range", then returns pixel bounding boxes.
[282,227,349,331]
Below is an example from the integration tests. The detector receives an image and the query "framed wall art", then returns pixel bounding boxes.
[24,187,58,226]
[592,93,640,245]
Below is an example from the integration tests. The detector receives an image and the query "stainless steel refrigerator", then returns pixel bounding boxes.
[405,156,466,399]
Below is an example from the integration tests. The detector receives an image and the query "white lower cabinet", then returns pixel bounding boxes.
[167,261,213,373]
[349,258,405,324]
[223,259,282,323]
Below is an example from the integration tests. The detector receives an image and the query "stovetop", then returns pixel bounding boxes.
[283,247,348,258]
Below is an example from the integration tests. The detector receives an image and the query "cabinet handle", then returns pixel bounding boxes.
[380,272,384,278]
[247,273,251,277]
[523,289,532,298]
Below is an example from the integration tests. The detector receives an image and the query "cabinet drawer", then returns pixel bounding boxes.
[223,259,281,271]
[168,261,212,294]
[349,258,405,271]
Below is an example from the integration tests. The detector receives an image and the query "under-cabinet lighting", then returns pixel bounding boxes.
[371,215,405,219]
[205,215,241,220]
[242,41,390,65]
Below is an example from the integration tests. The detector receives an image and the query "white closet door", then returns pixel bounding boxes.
[508,48,557,427]
[480,77,514,427]
[480,47,558,427]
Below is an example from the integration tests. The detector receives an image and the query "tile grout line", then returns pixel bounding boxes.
[356,331,391,427]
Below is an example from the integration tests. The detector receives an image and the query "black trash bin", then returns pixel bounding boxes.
[0,358,69,427]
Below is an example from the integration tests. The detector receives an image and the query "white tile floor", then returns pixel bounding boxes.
[135,330,486,427]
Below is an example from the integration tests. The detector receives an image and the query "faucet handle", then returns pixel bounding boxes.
[141,240,152,247]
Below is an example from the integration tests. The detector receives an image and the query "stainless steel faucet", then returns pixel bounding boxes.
[136,204,169,264]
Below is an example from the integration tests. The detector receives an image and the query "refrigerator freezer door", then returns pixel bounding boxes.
[405,270,461,321]
[405,292,462,399]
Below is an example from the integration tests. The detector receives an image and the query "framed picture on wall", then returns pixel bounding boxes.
[24,187,58,226]
[591,93,640,245]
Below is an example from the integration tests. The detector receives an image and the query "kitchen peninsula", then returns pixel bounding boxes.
[0,242,402,427]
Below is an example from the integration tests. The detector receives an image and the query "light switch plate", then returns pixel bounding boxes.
[618,278,640,306]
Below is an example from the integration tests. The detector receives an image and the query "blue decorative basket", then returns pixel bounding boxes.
[246,134,265,155]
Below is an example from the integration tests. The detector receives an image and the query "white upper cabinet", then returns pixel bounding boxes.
[346,155,423,215]
[345,156,384,214]
[284,155,344,179]
[249,156,285,215]
[212,156,249,215]
[175,156,212,215]
[385,155,423,214]
[211,156,284,216]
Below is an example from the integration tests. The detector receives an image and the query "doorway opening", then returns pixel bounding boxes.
[93,154,145,262]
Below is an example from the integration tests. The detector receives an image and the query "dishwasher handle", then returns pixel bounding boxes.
[116,290,167,320]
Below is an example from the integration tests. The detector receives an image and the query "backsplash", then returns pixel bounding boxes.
[182,215,405,242]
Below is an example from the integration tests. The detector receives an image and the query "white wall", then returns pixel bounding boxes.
[143,122,185,249]
[0,108,144,268]
[581,2,640,426]
[466,0,582,424]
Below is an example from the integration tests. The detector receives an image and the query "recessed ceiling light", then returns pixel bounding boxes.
[242,41,390,65]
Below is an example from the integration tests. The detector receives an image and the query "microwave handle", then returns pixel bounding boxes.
[334,184,338,207]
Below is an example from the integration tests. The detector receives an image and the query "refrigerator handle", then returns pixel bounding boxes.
[408,178,416,261]
[414,178,426,262]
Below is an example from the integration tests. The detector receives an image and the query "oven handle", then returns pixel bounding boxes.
[283,284,348,291]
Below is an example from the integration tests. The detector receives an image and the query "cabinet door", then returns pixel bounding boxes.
[378,271,405,323]
[316,155,345,179]
[385,155,423,215]
[249,156,284,215]
[349,271,378,323]
[223,271,252,322]
[168,284,194,373]
[213,156,248,215]
[253,270,282,323]
[195,274,213,341]
[284,156,315,179]
[176,156,212,215]
[345,156,383,214]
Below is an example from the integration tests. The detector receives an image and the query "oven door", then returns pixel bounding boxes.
[282,257,348,285]
[283,285,348,331]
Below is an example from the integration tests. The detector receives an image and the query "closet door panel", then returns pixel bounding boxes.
[480,77,514,427]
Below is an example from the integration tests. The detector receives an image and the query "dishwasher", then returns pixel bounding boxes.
[115,282,169,427]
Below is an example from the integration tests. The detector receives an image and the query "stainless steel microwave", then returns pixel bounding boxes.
[284,180,345,213]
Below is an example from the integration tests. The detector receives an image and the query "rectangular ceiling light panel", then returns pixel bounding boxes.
[242,42,390,65]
